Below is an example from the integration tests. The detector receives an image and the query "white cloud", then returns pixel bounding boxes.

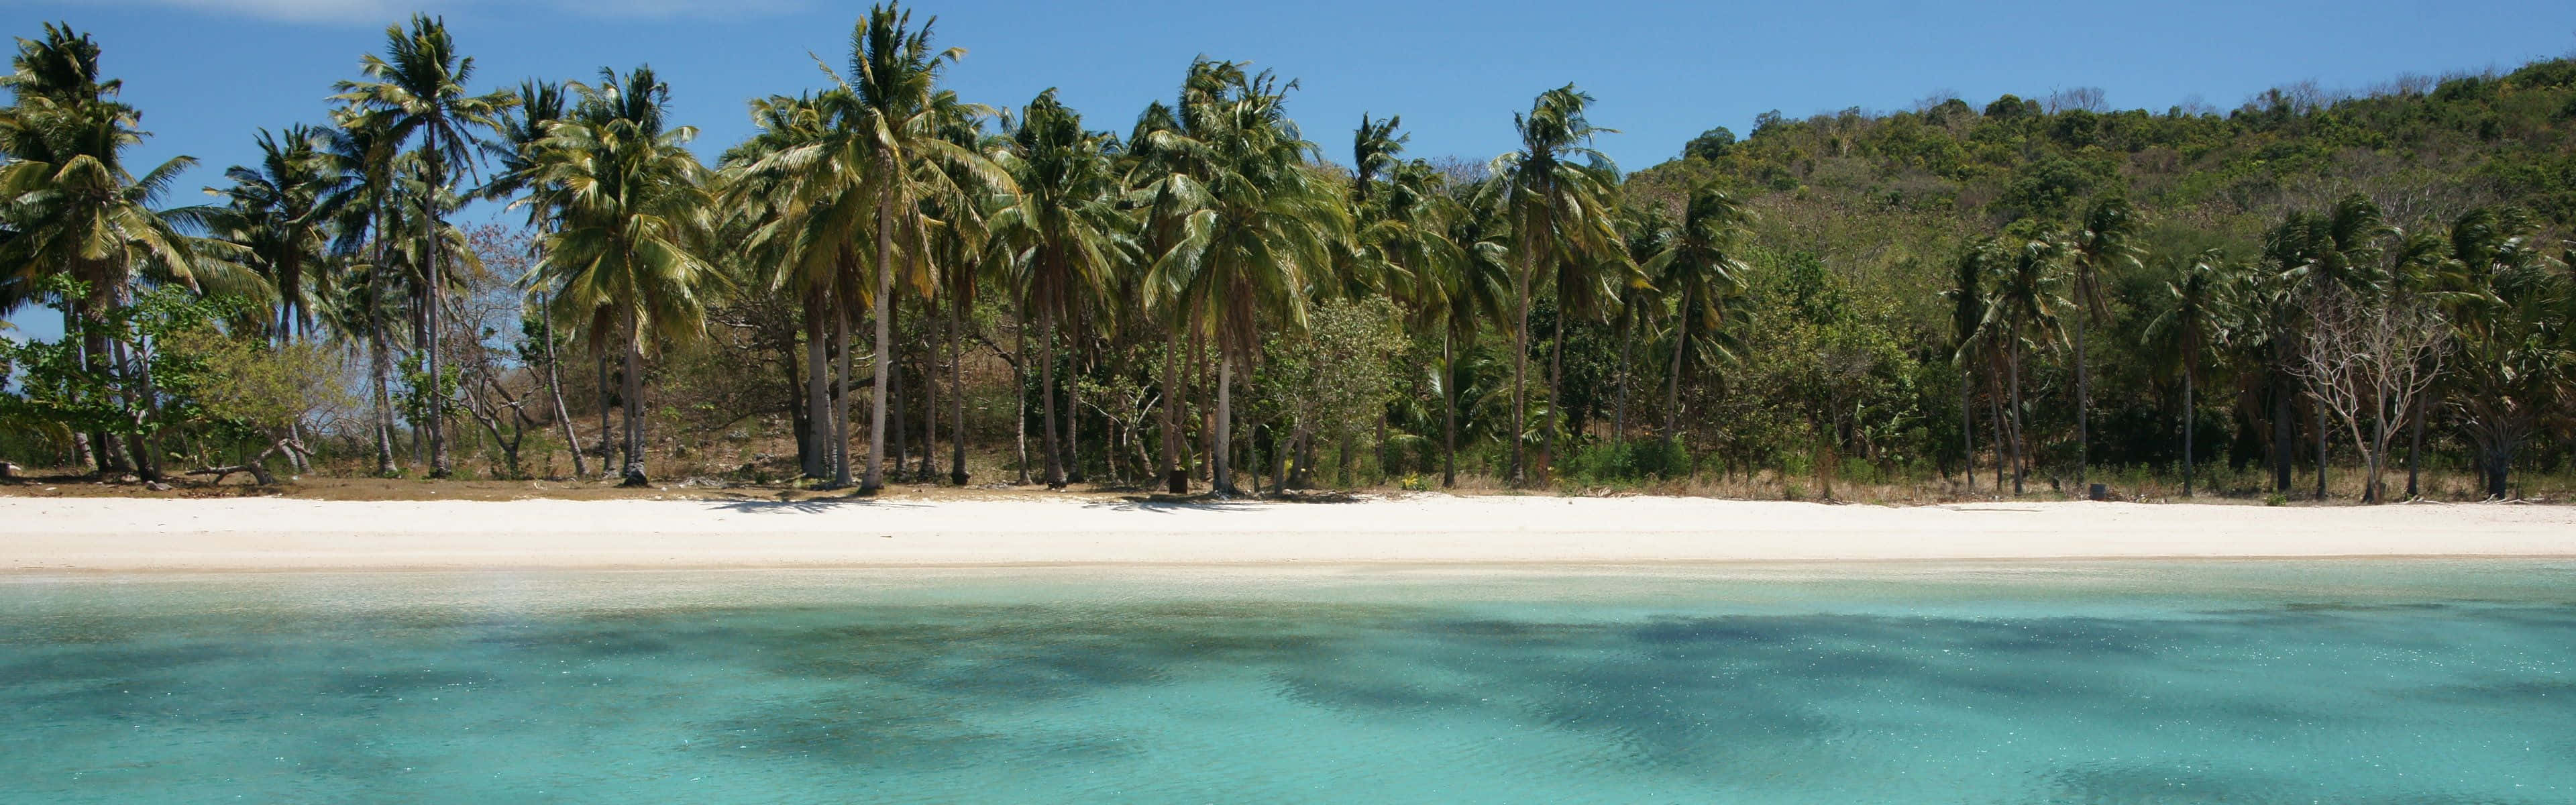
[78,0,807,23]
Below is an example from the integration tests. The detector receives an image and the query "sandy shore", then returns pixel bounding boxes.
[4,494,2573,572]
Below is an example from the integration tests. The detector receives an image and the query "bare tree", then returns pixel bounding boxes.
[2294,285,2447,502]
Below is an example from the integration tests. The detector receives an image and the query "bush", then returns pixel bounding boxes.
[1567,439,1691,484]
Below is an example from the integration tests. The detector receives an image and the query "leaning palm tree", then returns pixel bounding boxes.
[1640,184,1750,446]
[524,66,714,487]
[989,88,1128,488]
[2147,248,2235,496]
[1486,85,1621,486]
[331,13,517,478]
[2065,197,2141,492]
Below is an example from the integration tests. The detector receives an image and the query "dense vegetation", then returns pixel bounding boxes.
[5,9,2573,502]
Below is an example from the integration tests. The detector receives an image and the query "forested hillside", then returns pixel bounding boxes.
[5,7,2572,503]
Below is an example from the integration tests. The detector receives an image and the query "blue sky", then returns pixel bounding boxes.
[5,0,2574,339]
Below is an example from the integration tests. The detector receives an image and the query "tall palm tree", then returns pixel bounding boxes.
[834,3,1010,493]
[331,13,517,478]
[1138,60,1348,494]
[727,89,865,484]
[2147,248,2233,496]
[1487,85,1620,486]
[990,89,1127,488]
[2065,197,2140,492]
[1640,184,1750,446]
[1941,237,1998,491]
[525,66,714,487]
[1982,236,2067,494]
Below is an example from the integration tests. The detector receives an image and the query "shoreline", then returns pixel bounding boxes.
[7,494,2573,573]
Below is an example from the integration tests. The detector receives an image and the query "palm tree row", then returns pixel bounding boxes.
[8,12,2572,503]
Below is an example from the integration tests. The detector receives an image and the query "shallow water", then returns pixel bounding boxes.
[3,561,2572,804]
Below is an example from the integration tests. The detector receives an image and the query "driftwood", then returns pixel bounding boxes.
[184,437,310,486]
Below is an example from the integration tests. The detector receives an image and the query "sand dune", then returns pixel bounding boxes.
[5,494,2573,572]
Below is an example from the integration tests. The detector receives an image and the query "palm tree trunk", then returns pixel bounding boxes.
[2073,313,2089,492]
[1960,366,1976,492]
[862,201,897,493]
[1012,318,1030,485]
[1196,324,1214,483]
[918,296,938,482]
[1038,304,1065,488]
[804,289,830,480]
[2181,364,2195,497]
[1508,267,1531,487]
[834,306,854,489]
[1162,326,1186,494]
[424,249,449,480]
[543,291,586,479]
[596,352,614,475]
[1986,360,2007,490]
[619,313,647,488]
[370,326,398,477]
[949,293,970,486]
[1441,331,1458,488]
[1612,304,1635,447]
[1065,346,1085,484]
[2007,337,2026,495]
[888,316,908,484]
[1213,350,1236,494]
[1546,294,1566,482]
[1664,309,1687,444]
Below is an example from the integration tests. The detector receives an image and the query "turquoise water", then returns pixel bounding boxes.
[3,562,2572,804]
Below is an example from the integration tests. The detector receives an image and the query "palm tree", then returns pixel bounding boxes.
[1941,237,1997,491]
[331,13,517,478]
[2147,248,2233,496]
[0,23,233,477]
[205,124,336,342]
[833,3,1010,493]
[2438,206,2568,499]
[315,111,408,476]
[2065,197,2141,493]
[727,90,865,484]
[1487,85,1621,486]
[525,66,714,487]
[1137,60,1348,494]
[990,89,1127,488]
[1640,184,1750,446]
[1982,236,2067,494]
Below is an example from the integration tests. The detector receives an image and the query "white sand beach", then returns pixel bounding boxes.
[4,494,2573,572]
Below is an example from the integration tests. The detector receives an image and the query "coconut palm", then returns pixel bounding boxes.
[0,23,235,476]
[331,13,517,478]
[1640,184,1750,446]
[1982,236,2067,494]
[2438,206,2568,499]
[205,124,337,342]
[1137,60,1349,494]
[989,88,1128,488]
[1941,237,1998,491]
[2065,197,2141,492]
[727,89,865,483]
[1487,85,1621,486]
[832,3,1010,493]
[2147,248,2235,496]
[525,66,714,487]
